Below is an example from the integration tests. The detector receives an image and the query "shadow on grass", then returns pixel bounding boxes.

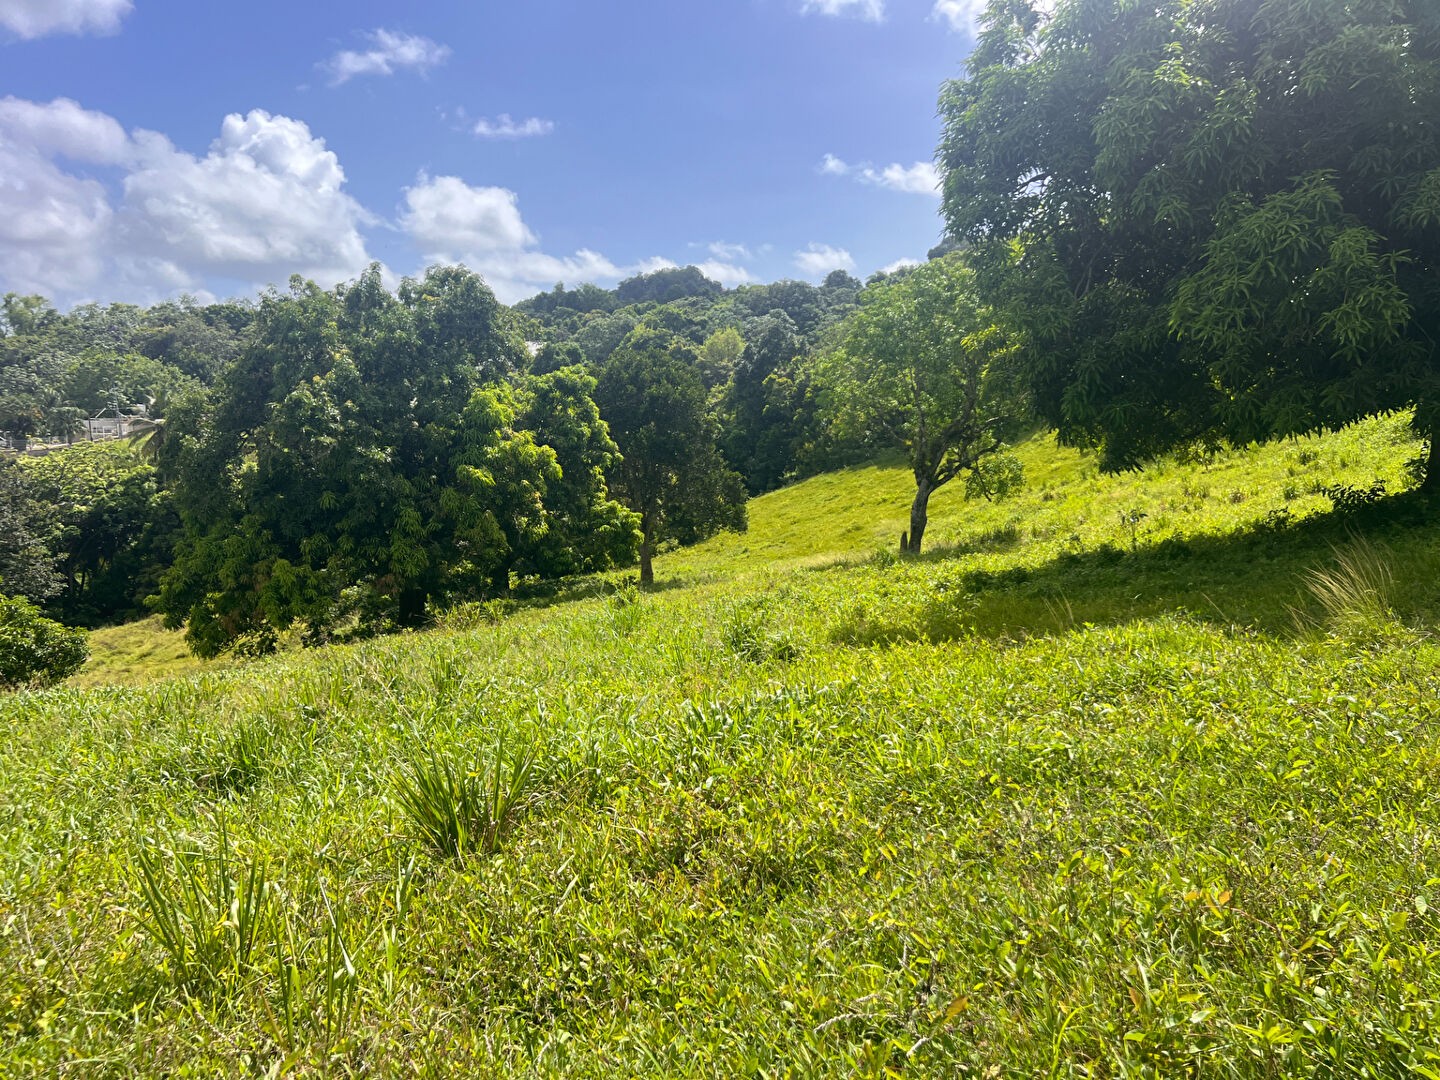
[849,491,1440,645]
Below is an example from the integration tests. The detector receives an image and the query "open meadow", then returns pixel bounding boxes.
[7,416,1440,1076]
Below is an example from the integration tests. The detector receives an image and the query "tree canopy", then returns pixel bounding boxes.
[595,328,747,585]
[155,267,636,656]
[939,0,1440,479]
[813,256,1024,553]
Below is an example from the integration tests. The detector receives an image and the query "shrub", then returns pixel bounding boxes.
[0,594,88,690]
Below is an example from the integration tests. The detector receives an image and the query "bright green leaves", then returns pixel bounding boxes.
[811,256,1025,551]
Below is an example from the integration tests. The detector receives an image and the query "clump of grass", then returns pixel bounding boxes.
[718,596,801,663]
[131,819,270,989]
[152,718,276,797]
[431,598,517,631]
[1300,537,1395,633]
[393,734,537,858]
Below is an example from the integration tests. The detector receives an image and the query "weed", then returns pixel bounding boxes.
[1300,537,1395,633]
[393,733,537,858]
[130,818,271,989]
[719,596,801,662]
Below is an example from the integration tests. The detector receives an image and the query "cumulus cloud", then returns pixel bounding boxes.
[794,243,855,277]
[472,114,555,139]
[400,173,677,303]
[800,0,884,21]
[0,97,377,300]
[694,260,754,287]
[0,0,131,39]
[880,257,921,275]
[322,29,450,86]
[821,154,940,196]
[117,111,375,289]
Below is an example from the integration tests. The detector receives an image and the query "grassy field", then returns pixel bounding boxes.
[8,415,1440,1076]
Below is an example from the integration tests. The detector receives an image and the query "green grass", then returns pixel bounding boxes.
[4,415,1440,1076]
[72,615,219,687]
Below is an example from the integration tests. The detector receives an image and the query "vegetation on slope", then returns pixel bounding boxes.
[3,417,1440,1076]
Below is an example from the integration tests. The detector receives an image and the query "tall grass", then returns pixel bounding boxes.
[1301,535,1396,632]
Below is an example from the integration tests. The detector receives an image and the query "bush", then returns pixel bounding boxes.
[0,594,88,689]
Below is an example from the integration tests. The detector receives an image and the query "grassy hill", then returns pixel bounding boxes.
[9,415,1440,1076]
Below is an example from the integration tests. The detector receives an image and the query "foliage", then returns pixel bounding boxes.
[595,327,747,584]
[154,266,632,656]
[19,441,175,623]
[0,459,61,601]
[0,593,88,689]
[812,255,1025,552]
[0,291,248,448]
[938,0,1440,480]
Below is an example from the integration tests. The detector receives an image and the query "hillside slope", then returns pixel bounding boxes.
[8,415,1440,1076]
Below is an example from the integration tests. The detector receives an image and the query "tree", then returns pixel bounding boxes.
[0,594,88,690]
[515,366,642,578]
[20,442,173,623]
[0,460,61,602]
[595,329,746,585]
[813,256,1024,554]
[719,313,806,494]
[938,0,1440,481]
[155,266,632,656]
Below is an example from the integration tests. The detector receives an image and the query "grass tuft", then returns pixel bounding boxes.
[130,819,271,990]
[393,733,537,858]
[1301,536,1396,633]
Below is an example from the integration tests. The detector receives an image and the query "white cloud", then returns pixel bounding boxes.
[400,174,535,254]
[0,0,131,39]
[880,257,921,274]
[399,173,675,303]
[118,111,375,290]
[322,29,450,86]
[821,154,941,197]
[932,0,987,33]
[0,98,377,300]
[695,260,754,287]
[472,114,555,139]
[794,243,855,277]
[801,0,884,22]
[707,240,752,261]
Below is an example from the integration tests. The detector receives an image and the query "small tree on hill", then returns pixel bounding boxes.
[595,328,746,585]
[814,256,1025,554]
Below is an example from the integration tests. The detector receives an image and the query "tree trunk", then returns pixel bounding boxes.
[1423,413,1440,494]
[907,480,932,554]
[638,509,656,586]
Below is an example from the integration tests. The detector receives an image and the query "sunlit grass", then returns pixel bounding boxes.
[4,413,1440,1075]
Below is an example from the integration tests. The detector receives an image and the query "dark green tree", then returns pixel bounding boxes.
[595,328,746,585]
[0,594,88,689]
[938,0,1440,481]
[20,442,173,623]
[0,460,61,602]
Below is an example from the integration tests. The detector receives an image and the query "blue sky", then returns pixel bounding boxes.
[0,0,984,306]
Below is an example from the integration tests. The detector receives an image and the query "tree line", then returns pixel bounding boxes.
[2,255,1021,659]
